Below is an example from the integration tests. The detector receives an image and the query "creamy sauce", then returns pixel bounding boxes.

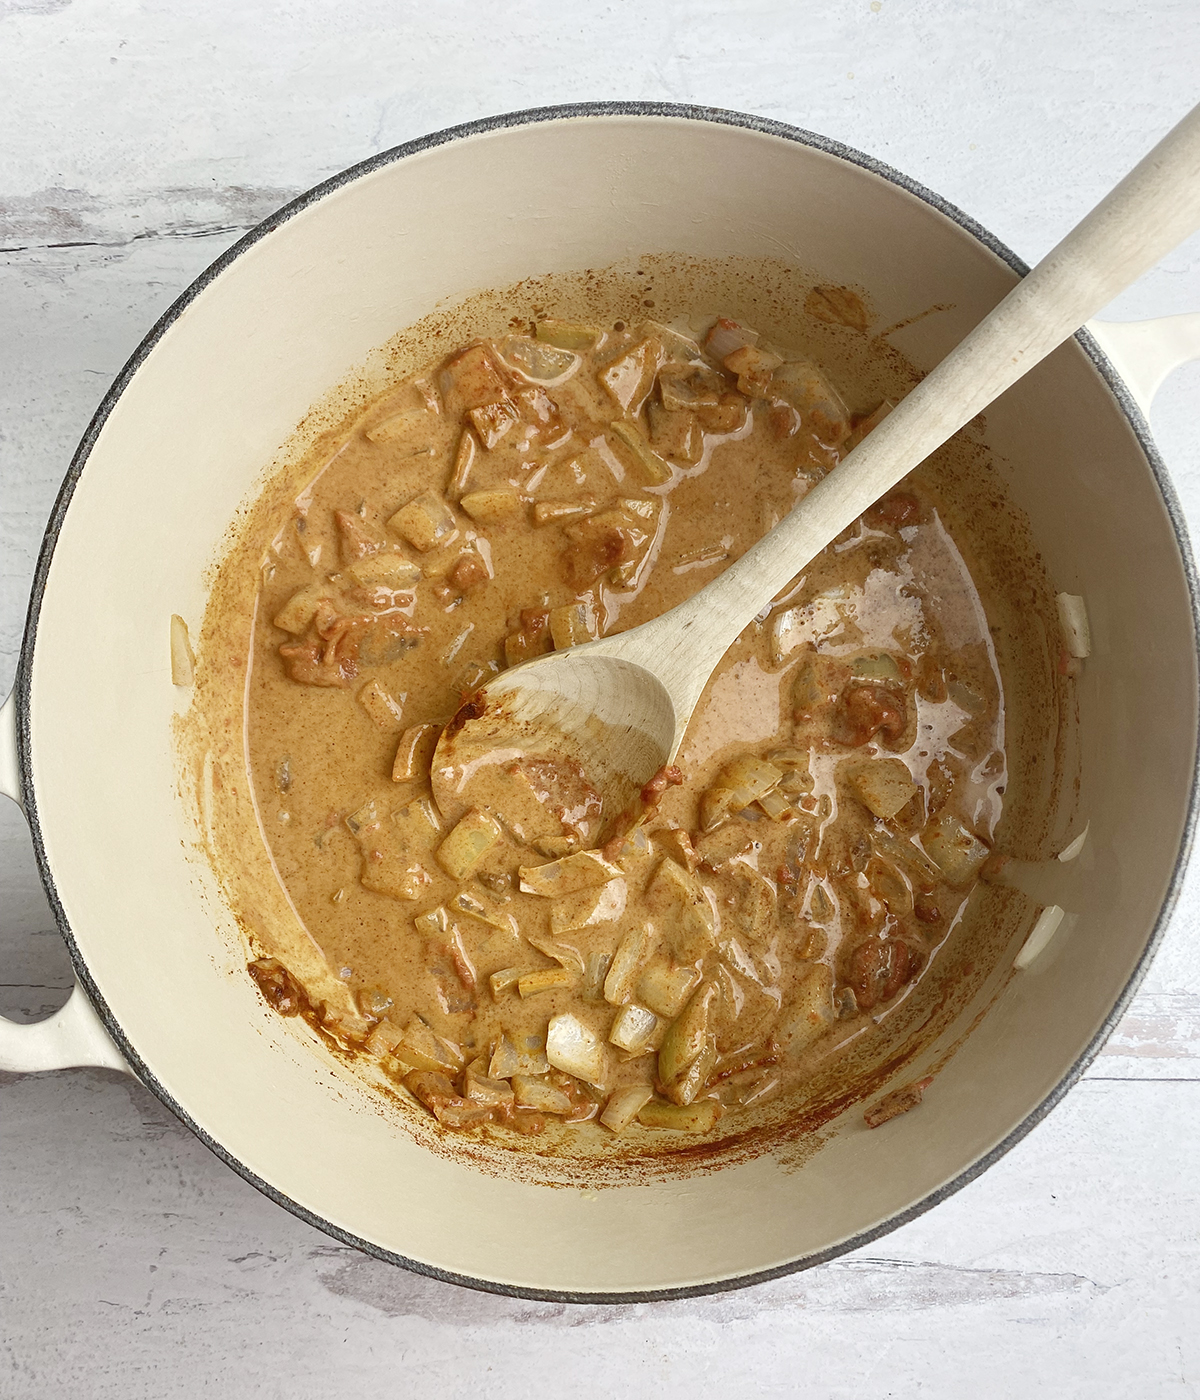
[230,311,1008,1144]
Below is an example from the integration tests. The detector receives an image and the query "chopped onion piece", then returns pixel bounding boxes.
[768,361,851,444]
[637,1098,721,1132]
[366,407,432,444]
[608,419,672,486]
[920,814,990,887]
[546,1011,606,1084]
[488,1034,520,1078]
[652,827,698,872]
[599,1084,654,1133]
[463,1062,515,1107]
[532,498,597,526]
[581,951,612,1002]
[272,584,329,635]
[608,1002,660,1055]
[604,924,657,1006]
[548,599,599,649]
[1057,823,1090,862]
[388,491,459,553]
[847,757,918,820]
[452,888,517,932]
[644,858,715,960]
[640,319,704,362]
[872,828,941,882]
[775,964,834,1059]
[550,879,627,935]
[460,489,522,523]
[364,1018,403,1059]
[413,906,451,938]
[404,1070,489,1128]
[1056,592,1091,658]
[598,339,662,416]
[347,552,422,593]
[436,809,502,880]
[488,967,522,1000]
[169,614,196,685]
[488,1034,550,1079]
[392,722,441,783]
[499,335,582,385]
[511,1075,573,1114]
[524,932,585,977]
[536,318,601,351]
[723,343,782,398]
[448,429,477,497]
[468,399,520,450]
[357,679,406,731]
[704,318,758,360]
[755,789,794,822]
[1015,904,1066,969]
[519,850,623,897]
[851,651,904,685]
[701,755,784,829]
[517,966,574,998]
[395,1017,464,1075]
[719,754,785,797]
[658,982,717,1100]
[636,959,701,1019]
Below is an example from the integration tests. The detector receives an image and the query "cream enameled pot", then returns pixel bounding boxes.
[3,105,1200,1301]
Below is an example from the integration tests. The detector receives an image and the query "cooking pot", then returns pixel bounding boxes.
[2,104,1199,1301]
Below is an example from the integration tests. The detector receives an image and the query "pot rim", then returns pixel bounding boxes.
[14,100,1200,1305]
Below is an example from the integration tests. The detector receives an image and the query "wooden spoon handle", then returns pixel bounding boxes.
[614,99,1200,726]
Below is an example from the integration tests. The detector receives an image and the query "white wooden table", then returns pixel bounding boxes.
[2,3,1198,1394]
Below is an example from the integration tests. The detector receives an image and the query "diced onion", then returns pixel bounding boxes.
[636,960,701,1019]
[1057,823,1090,863]
[1056,592,1091,659]
[919,814,990,887]
[549,879,627,935]
[848,757,918,820]
[517,967,574,998]
[536,318,600,352]
[608,1003,660,1055]
[170,614,196,685]
[435,809,502,880]
[599,1084,654,1132]
[701,755,784,830]
[512,1074,573,1114]
[498,335,581,385]
[545,1012,606,1085]
[523,932,585,976]
[704,318,758,360]
[413,906,451,938]
[604,924,656,1006]
[519,850,623,897]
[636,1098,721,1132]
[1014,904,1066,969]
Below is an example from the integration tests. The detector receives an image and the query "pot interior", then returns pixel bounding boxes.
[23,111,1197,1296]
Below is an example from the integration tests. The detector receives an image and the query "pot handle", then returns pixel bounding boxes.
[0,690,130,1074]
[1087,312,1200,414]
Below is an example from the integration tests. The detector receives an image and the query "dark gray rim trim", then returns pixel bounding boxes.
[14,100,1200,1305]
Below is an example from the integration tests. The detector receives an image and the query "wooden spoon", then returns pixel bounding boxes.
[432,103,1200,840]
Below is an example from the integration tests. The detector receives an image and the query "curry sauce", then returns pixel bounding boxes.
[237,311,1006,1143]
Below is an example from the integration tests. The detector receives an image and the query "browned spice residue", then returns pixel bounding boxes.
[805,285,870,332]
[864,1075,934,1128]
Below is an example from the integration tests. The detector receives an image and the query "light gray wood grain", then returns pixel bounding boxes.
[2,1,1199,1394]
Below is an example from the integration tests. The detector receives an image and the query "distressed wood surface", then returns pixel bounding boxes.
[2,2,1199,1395]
